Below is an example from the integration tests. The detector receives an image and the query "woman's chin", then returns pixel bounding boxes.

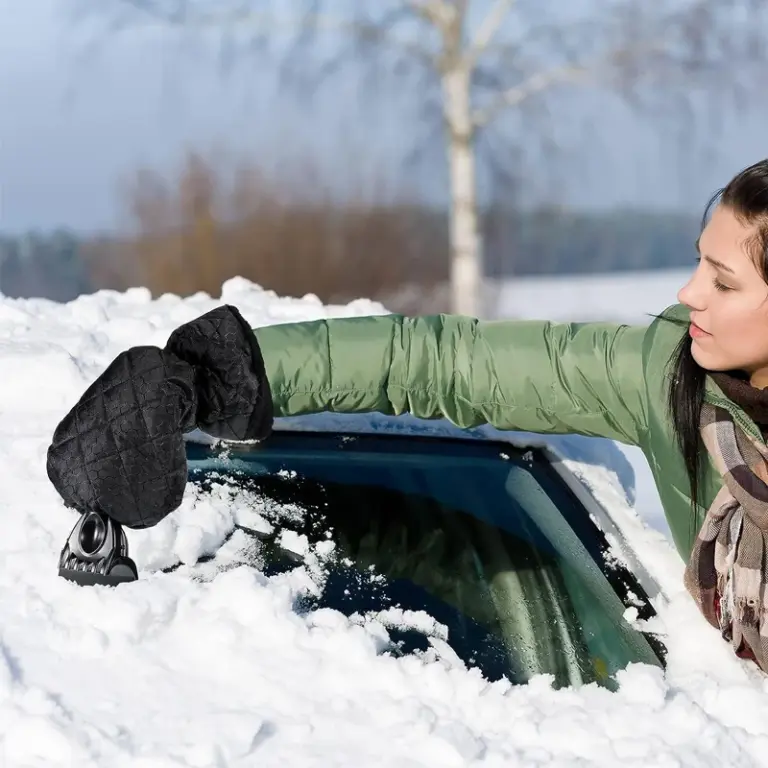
[690,339,722,371]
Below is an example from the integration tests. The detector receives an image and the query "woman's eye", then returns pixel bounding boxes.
[695,256,733,291]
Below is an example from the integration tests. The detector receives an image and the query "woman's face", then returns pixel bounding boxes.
[677,203,768,387]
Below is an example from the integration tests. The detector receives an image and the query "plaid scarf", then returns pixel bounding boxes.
[684,400,768,669]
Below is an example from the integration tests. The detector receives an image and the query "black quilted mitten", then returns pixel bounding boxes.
[46,305,273,529]
[165,303,273,441]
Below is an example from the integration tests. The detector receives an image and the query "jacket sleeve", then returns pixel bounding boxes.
[252,313,650,446]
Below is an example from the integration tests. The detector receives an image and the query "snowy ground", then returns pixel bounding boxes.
[494,268,691,325]
[4,273,768,767]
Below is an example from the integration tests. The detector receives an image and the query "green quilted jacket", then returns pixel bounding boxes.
[253,303,761,561]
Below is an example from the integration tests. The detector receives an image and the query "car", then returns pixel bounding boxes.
[176,412,666,692]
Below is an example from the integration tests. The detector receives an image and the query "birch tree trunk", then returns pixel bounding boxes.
[443,65,482,318]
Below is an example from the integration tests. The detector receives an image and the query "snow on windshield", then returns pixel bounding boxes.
[1,277,767,767]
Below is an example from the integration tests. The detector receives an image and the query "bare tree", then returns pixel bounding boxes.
[98,146,440,305]
[84,0,767,317]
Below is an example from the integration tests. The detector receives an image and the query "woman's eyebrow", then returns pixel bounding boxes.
[695,238,736,274]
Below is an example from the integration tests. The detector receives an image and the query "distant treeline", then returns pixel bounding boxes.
[0,205,700,306]
[0,230,92,303]
[483,206,699,277]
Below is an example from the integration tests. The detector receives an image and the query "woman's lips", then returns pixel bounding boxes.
[689,321,711,339]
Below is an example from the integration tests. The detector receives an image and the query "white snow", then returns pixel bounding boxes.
[495,268,692,325]
[2,272,768,767]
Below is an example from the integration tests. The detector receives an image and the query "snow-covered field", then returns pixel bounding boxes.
[4,272,768,768]
[495,268,691,325]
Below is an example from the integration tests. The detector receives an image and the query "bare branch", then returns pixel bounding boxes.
[116,0,441,69]
[277,4,440,104]
[472,63,588,128]
[117,0,255,27]
[405,0,453,33]
[341,18,439,67]
[471,0,767,130]
[115,0,429,58]
[465,0,515,68]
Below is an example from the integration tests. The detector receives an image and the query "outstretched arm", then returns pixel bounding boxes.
[254,313,650,446]
[46,305,652,533]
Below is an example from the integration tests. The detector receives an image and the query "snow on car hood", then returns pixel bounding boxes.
[1,278,768,768]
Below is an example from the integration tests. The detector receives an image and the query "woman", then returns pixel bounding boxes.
[47,159,768,669]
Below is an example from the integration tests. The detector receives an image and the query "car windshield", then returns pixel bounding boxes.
[185,431,664,690]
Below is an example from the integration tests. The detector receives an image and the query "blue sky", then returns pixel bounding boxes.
[2,0,768,234]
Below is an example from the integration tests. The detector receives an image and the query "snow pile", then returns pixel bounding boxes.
[2,276,768,767]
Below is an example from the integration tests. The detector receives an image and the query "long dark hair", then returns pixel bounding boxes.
[666,159,768,512]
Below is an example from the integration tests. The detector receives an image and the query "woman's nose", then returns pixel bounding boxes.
[678,270,706,311]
